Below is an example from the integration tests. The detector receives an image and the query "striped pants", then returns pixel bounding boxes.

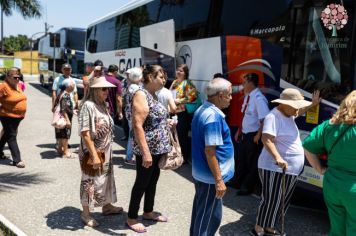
[256,169,299,228]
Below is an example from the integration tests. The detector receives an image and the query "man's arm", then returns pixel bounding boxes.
[52,90,57,109]
[205,146,226,199]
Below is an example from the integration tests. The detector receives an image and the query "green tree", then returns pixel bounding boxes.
[3,34,29,53]
[1,0,42,53]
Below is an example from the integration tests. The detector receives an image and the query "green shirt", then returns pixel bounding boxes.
[302,120,356,176]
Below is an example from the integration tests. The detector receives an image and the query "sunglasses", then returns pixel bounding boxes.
[101,88,108,92]
[12,76,20,80]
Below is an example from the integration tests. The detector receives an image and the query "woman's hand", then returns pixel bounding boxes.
[167,119,176,129]
[91,156,102,169]
[66,121,71,128]
[142,154,153,168]
[276,157,288,170]
[311,90,321,106]
[174,99,181,105]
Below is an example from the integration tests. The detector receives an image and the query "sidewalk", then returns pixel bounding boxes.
[0,81,329,235]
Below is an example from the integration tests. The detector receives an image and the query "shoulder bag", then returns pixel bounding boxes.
[51,93,66,129]
[159,126,184,170]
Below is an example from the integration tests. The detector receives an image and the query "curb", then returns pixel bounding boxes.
[0,214,27,236]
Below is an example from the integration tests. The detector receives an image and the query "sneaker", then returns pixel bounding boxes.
[124,159,136,166]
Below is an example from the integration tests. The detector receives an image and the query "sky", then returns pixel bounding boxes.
[2,0,131,38]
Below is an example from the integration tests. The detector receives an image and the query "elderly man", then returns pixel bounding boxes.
[190,78,234,236]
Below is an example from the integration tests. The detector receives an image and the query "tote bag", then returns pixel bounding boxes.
[51,94,66,129]
[159,127,184,170]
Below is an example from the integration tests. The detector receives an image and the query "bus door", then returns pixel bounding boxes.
[140,19,176,80]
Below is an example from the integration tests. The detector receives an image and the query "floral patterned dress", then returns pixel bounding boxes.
[78,101,117,208]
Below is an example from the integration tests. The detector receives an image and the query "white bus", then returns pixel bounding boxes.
[85,0,355,199]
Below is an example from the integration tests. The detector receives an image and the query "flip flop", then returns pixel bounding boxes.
[125,222,147,233]
[142,212,168,222]
[102,206,124,215]
[81,214,99,227]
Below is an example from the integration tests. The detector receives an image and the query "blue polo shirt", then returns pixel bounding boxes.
[191,101,234,184]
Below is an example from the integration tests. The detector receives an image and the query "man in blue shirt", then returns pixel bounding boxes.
[190,78,234,236]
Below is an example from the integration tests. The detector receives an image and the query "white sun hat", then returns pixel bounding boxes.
[90,76,116,88]
[272,88,312,109]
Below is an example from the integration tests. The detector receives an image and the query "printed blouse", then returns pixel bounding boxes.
[170,79,198,113]
[133,88,171,156]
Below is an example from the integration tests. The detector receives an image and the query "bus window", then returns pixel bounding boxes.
[283,4,353,104]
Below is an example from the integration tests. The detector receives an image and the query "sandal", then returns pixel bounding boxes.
[62,153,75,159]
[12,161,25,168]
[142,212,168,222]
[102,205,123,215]
[126,221,147,233]
[81,214,99,227]
[264,228,284,236]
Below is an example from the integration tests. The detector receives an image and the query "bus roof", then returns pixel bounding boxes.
[87,0,154,28]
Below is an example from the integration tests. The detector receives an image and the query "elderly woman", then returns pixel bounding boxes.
[53,79,75,158]
[251,89,320,236]
[169,64,198,163]
[123,67,143,165]
[126,65,172,233]
[78,76,123,227]
[303,90,356,236]
[0,68,27,168]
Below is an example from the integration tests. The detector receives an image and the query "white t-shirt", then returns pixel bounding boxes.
[258,108,305,175]
[156,87,173,112]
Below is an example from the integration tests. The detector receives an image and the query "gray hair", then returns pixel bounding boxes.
[205,78,232,96]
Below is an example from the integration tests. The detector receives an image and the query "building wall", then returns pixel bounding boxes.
[0,51,48,74]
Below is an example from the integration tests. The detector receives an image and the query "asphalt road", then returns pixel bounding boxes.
[0,80,330,235]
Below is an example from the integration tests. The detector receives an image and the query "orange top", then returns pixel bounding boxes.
[0,81,27,118]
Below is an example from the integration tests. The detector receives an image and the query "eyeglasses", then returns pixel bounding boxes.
[101,88,108,92]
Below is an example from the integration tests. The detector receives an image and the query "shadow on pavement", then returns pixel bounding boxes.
[40,150,60,159]
[0,171,51,192]
[29,82,51,97]
[45,206,128,235]
[112,156,135,170]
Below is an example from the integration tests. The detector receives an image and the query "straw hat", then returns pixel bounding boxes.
[272,88,311,109]
[90,76,116,88]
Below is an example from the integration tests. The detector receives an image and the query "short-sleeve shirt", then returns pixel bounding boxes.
[156,87,173,112]
[258,108,304,175]
[0,81,27,118]
[191,101,234,184]
[104,74,122,116]
[303,120,356,175]
[52,76,77,104]
[242,88,270,133]
[132,88,171,156]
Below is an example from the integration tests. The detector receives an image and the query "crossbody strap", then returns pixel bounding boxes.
[328,125,352,155]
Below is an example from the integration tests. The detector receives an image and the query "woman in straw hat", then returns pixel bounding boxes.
[251,88,320,236]
[303,90,356,236]
[78,76,123,227]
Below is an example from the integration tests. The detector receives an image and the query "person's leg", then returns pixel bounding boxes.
[189,181,222,236]
[4,117,22,163]
[190,182,199,236]
[143,155,162,218]
[177,111,191,162]
[240,139,263,193]
[127,155,155,231]
[81,205,98,227]
[0,117,11,155]
[125,122,134,163]
[57,138,65,155]
[323,177,346,236]
[344,186,356,236]
[235,135,249,189]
